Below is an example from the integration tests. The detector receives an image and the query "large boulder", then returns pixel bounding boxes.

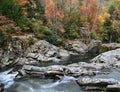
[87,40,102,54]
[64,41,87,54]
[0,36,36,67]
[21,40,70,64]
[92,48,120,65]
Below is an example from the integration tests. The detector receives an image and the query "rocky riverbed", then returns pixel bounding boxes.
[1,37,120,92]
[18,48,120,91]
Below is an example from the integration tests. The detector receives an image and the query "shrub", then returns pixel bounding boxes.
[108,5,115,14]
[0,0,29,30]
[69,25,78,39]
[91,31,96,39]
[0,14,21,47]
[44,34,63,46]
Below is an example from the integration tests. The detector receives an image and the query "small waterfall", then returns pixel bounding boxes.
[0,69,18,88]
[41,75,77,88]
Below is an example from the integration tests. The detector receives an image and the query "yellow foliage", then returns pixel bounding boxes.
[22,8,28,15]
[35,13,40,17]
[104,12,110,18]
[101,4,106,11]
[98,15,105,24]
[15,0,29,6]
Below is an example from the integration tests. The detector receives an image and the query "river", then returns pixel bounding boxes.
[1,54,120,92]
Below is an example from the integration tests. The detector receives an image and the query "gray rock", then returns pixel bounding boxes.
[64,41,87,54]
[77,77,120,91]
[20,61,109,77]
[0,39,70,67]
[25,40,70,63]
[107,84,120,92]
[100,43,120,53]
[77,77,118,86]
[92,48,120,65]
[87,40,102,54]
[21,65,65,76]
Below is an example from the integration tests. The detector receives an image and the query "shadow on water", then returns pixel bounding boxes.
[39,53,97,67]
[5,75,84,92]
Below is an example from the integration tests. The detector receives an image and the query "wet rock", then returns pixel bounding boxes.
[107,84,120,92]
[21,65,65,76]
[77,77,120,91]
[64,41,87,54]
[0,69,18,89]
[87,40,102,54]
[77,77,118,86]
[0,83,4,92]
[92,48,120,65]
[20,61,109,77]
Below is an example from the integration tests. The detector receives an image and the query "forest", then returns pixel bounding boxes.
[0,0,120,46]
[0,0,120,92]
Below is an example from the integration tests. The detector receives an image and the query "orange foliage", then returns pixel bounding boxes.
[15,0,29,6]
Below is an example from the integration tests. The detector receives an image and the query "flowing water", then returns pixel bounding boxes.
[1,54,120,92]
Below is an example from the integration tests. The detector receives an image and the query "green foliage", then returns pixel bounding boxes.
[108,5,115,14]
[69,25,78,39]
[101,28,108,42]
[32,22,63,46]
[104,18,112,27]
[22,37,35,46]
[44,34,63,46]
[0,0,29,30]
[91,31,96,39]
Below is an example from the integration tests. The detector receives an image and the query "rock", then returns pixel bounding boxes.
[0,39,70,67]
[0,50,3,60]
[0,83,4,92]
[64,41,87,54]
[20,61,109,77]
[91,48,120,65]
[0,36,36,67]
[77,77,120,91]
[21,65,65,76]
[77,77,118,86]
[107,84,120,92]
[0,69,18,89]
[25,40,70,63]
[87,40,102,54]
[99,43,120,53]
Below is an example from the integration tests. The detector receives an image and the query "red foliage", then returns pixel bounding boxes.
[0,14,21,35]
[45,0,64,19]
[56,10,64,19]
[80,0,98,28]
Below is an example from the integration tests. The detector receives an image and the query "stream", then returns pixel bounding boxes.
[1,54,120,92]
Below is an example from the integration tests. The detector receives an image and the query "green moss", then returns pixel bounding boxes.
[22,38,35,46]
[99,46,109,53]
